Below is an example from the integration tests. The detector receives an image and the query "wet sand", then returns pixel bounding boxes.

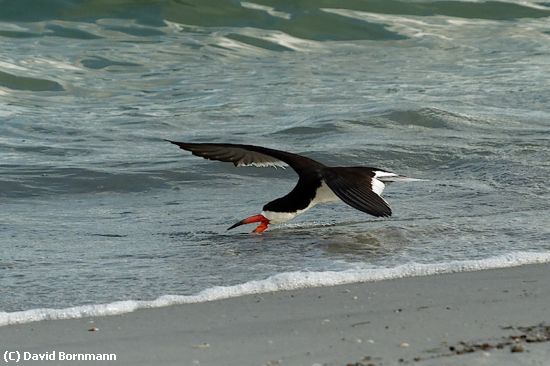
[2,263,550,365]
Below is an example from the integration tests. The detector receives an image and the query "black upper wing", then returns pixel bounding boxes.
[323,167,392,217]
[165,140,323,174]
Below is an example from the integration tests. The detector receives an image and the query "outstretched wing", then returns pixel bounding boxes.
[323,167,392,217]
[165,140,323,174]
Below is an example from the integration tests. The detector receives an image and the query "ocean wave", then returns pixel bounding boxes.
[2,251,550,327]
[0,167,170,198]
[383,107,487,130]
[0,69,63,92]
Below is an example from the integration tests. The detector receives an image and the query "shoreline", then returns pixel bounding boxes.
[3,263,550,365]
[3,251,550,328]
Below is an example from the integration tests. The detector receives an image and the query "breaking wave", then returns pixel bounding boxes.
[2,251,550,327]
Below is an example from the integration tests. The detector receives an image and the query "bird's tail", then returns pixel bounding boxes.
[377,175,428,183]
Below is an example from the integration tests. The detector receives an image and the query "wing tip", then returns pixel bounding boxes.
[368,204,392,218]
[323,170,394,218]
[164,138,178,145]
[164,139,192,150]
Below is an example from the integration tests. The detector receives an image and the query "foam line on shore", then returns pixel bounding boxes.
[2,251,550,327]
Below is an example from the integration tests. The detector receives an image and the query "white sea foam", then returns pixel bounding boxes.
[2,252,550,327]
[0,60,29,71]
[240,2,292,20]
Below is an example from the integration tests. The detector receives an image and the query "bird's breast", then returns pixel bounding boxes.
[311,180,340,205]
[262,181,340,224]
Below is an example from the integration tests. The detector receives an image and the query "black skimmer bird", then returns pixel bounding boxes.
[166,140,419,233]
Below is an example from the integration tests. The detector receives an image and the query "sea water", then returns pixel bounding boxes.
[1,0,549,325]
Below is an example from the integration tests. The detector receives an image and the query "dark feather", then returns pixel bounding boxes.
[165,140,323,174]
[323,167,392,217]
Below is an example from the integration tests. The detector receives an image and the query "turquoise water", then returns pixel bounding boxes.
[1,0,549,316]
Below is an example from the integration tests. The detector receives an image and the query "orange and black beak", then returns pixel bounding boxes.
[227,214,270,233]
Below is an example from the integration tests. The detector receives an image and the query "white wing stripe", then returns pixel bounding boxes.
[237,161,288,168]
[371,178,386,196]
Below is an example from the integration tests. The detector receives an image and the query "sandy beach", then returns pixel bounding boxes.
[2,263,550,366]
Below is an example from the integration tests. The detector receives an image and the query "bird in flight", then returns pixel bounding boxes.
[166,140,421,233]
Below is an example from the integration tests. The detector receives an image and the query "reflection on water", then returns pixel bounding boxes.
[320,226,409,258]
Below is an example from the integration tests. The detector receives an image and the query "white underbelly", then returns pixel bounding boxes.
[311,181,340,204]
[262,181,340,224]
